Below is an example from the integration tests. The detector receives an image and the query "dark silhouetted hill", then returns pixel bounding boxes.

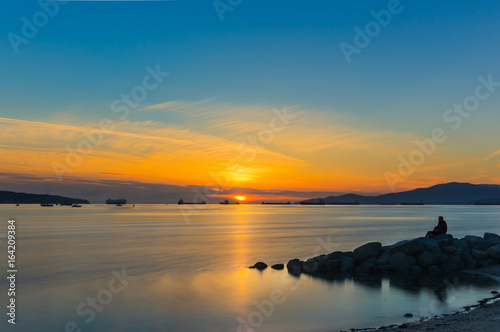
[0,191,90,204]
[300,182,500,205]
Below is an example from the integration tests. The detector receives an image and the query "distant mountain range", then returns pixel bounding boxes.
[0,191,90,204]
[300,183,500,205]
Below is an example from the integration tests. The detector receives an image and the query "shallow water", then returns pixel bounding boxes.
[0,204,499,331]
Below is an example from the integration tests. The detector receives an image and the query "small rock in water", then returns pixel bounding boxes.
[404,313,413,318]
[271,263,284,270]
[249,262,268,270]
[492,291,499,294]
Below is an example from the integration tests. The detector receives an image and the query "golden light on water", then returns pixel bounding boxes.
[235,195,246,201]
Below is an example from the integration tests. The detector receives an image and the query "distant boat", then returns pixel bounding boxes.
[71,204,82,208]
[178,198,207,205]
[40,203,54,207]
[106,198,127,205]
[15,203,20,206]
[220,199,239,205]
[262,201,292,205]
[300,199,326,205]
[329,201,360,205]
[401,200,424,205]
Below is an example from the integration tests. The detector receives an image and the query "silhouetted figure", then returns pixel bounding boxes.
[425,216,447,238]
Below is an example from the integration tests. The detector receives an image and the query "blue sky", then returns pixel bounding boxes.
[1,0,500,201]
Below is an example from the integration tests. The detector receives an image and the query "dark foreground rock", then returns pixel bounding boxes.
[286,233,500,278]
[271,263,284,270]
[249,262,268,270]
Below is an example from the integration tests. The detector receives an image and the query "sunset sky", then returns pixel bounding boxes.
[1,1,500,203]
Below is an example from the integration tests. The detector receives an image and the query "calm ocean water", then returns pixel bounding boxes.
[1,204,499,331]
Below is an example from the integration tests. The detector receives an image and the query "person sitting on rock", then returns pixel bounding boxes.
[425,216,447,238]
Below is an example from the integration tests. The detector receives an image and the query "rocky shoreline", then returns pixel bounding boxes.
[284,232,500,278]
[250,232,500,332]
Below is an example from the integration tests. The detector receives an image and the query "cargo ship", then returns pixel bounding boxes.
[106,198,127,205]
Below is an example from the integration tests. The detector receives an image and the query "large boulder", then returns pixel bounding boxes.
[428,265,441,274]
[418,251,446,267]
[340,256,355,273]
[419,237,442,253]
[315,259,341,274]
[302,259,317,274]
[451,238,470,253]
[250,262,268,270]
[389,252,409,273]
[442,256,463,270]
[376,250,391,266]
[463,235,490,251]
[487,244,500,260]
[484,232,500,241]
[484,238,500,249]
[461,252,477,269]
[389,239,424,256]
[325,251,347,261]
[443,246,457,254]
[353,242,382,263]
[287,259,302,275]
[356,261,377,274]
[471,249,489,261]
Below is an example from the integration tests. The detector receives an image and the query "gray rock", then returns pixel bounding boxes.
[287,258,302,275]
[340,256,355,273]
[377,264,392,272]
[487,244,500,260]
[356,261,377,274]
[428,265,441,274]
[451,238,470,253]
[418,251,446,267]
[464,235,490,251]
[250,262,268,270]
[484,238,500,249]
[419,237,442,253]
[376,251,391,266]
[325,251,346,260]
[442,256,463,270]
[461,252,477,268]
[353,242,382,263]
[389,252,409,272]
[471,249,489,261]
[407,255,417,266]
[484,232,500,241]
[434,234,453,250]
[315,259,340,274]
[443,246,457,254]
[410,265,423,274]
[302,259,317,274]
[390,239,425,256]
[433,234,453,241]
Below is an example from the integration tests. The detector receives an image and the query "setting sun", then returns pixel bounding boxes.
[234,195,246,201]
